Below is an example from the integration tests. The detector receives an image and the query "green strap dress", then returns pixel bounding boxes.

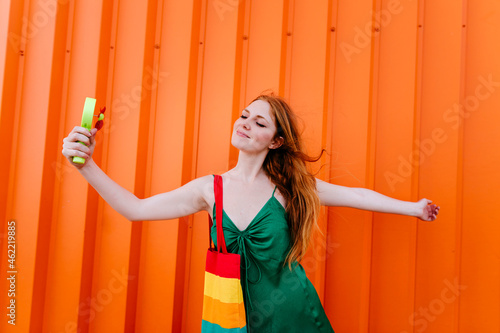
[211,185,335,332]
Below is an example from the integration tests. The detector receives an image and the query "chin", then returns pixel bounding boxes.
[231,134,244,149]
[230,133,268,154]
[230,135,248,150]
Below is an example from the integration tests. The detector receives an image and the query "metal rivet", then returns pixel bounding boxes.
[154,44,160,49]
[330,27,336,32]
[243,35,248,40]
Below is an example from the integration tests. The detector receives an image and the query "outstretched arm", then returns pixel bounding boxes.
[316,179,440,221]
[79,160,211,221]
[62,126,211,221]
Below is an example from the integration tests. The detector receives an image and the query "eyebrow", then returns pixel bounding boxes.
[243,109,269,122]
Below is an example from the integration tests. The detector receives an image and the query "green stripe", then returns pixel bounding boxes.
[201,320,247,332]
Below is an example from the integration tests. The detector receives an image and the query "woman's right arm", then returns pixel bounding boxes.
[62,126,211,221]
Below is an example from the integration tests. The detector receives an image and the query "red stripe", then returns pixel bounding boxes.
[205,249,241,279]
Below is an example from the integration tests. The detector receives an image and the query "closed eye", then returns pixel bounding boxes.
[241,114,266,127]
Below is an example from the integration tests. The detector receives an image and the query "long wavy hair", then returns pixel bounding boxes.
[253,93,324,267]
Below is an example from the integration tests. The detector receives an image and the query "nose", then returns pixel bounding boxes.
[241,118,250,129]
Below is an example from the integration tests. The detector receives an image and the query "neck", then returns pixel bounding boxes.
[229,150,269,183]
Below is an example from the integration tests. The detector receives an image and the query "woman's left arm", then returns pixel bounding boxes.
[316,179,440,221]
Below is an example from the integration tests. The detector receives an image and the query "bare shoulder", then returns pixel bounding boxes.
[185,174,215,212]
[315,177,345,190]
[315,178,330,191]
[189,174,214,187]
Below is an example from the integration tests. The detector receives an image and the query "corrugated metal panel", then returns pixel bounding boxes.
[1,0,499,332]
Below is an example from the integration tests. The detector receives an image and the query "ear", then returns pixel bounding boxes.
[269,136,284,149]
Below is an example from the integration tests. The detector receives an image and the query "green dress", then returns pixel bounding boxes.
[211,185,335,332]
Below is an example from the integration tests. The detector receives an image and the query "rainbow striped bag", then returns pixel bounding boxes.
[201,175,247,332]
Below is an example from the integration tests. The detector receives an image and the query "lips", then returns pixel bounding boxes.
[236,130,250,138]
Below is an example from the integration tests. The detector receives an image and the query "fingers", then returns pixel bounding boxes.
[89,128,98,146]
[428,205,440,221]
[418,202,440,221]
[63,147,91,161]
[416,199,440,221]
[62,141,92,159]
[62,127,96,163]
[67,141,92,154]
[72,125,93,137]
[65,126,93,145]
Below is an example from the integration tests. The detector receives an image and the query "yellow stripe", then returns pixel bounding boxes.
[203,272,244,304]
[202,295,246,329]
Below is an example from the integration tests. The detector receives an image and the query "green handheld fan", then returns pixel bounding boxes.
[72,97,97,164]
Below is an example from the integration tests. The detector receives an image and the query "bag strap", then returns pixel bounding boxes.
[209,175,228,254]
[208,216,214,249]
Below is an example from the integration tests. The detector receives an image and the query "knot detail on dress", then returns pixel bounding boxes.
[237,233,262,311]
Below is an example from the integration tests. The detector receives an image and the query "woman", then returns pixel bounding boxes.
[62,93,439,332]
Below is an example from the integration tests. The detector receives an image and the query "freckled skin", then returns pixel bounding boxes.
[223,100,286,230]
[231,100,281,154]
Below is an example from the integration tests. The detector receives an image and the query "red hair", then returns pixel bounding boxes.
[253,94,324,267]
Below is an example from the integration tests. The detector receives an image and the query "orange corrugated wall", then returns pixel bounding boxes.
[1,0,499,332]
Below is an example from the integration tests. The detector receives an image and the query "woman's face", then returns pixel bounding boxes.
[231,100,281,153]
